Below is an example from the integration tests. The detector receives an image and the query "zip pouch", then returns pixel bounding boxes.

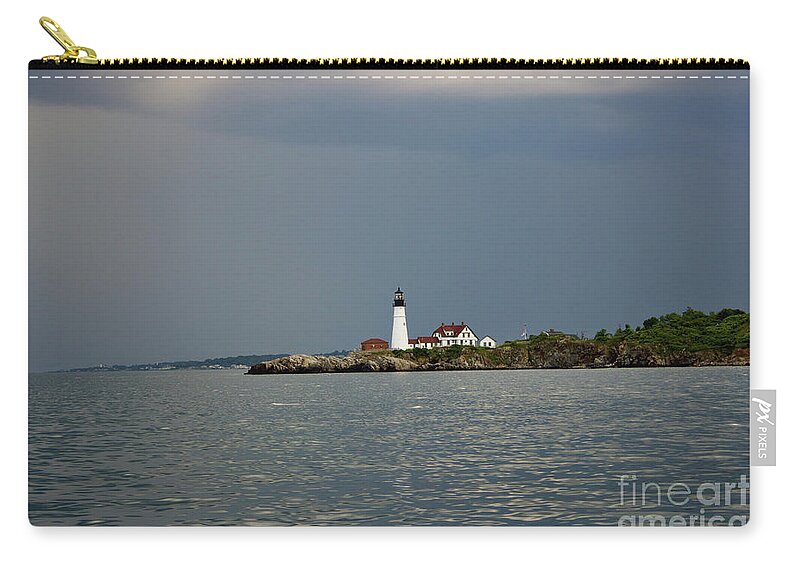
[29,17,751,526]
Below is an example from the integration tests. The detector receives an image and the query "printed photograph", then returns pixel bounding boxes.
[28,67,749,525]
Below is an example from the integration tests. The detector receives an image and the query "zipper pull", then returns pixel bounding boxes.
[39,16,98,64]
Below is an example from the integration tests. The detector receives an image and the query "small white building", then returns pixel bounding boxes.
[479,335,497,348]
[409,336,441,349]
[432,322,479,346]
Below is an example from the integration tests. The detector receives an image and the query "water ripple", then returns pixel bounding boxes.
[29,367,749,525]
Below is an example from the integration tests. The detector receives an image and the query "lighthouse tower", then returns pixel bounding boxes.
[391,287,410,349]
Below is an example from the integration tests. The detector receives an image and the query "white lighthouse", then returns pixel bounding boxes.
[391,287,410,349]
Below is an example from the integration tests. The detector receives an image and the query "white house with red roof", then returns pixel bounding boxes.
[431,322,479,347]
[409,325,494,349]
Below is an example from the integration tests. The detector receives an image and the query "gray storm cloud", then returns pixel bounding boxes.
[29,73,749,371]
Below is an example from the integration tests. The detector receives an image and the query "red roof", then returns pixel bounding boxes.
[432,322,468,337]
[361,338,388,344]
[408,338,418,344]
[416,336,440,343]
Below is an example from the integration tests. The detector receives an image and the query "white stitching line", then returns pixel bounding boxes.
[30,74,750,80]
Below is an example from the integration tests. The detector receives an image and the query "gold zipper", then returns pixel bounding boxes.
[34,16,748,70]
[39,17,98,65]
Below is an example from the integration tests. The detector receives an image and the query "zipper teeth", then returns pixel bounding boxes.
[30,57,750,69]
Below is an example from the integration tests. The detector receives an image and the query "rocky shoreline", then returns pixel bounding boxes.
[246,339,750,375]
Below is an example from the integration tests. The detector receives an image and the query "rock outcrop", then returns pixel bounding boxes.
[246,340,749,375]
[246,353,420,375]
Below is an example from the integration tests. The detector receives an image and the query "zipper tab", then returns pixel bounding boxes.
[39,16,98,65]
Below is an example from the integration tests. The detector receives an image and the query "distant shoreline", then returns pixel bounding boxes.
[48,351,349,374]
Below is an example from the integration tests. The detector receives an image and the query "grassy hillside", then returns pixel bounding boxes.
[590,308,749,353]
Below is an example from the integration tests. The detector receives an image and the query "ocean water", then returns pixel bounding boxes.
[28,367,749,526]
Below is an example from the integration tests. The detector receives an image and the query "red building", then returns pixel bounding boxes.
[360,338,389,351]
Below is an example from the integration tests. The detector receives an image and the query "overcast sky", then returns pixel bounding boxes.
[28,72,749,371]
